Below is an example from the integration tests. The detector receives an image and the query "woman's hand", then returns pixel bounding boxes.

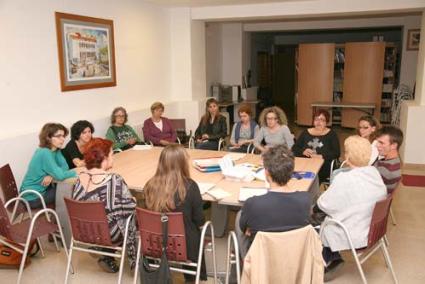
[127,138,136,145]
[201,134,209,140]
[160,140,170,146]
[41,175,53,187]
[303,148,315,157]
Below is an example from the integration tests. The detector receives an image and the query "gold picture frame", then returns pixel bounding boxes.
[55,12,117,91]
[406,29,420,51]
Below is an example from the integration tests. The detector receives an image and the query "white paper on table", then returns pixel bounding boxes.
[238,187,268,202]
[226,152,246,161]
[206,188,231,200]
[132,144,153,151]
[196,182,216,195]
[253,168,266,181]
[222,165,255,182]
[219,155,234,172]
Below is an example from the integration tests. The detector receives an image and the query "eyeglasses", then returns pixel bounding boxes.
[314,117,326,122]
[266,116,277,120]
[52,134,65,138]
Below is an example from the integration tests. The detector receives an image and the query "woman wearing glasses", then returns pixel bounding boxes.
[253,106,294,153]
[292,109,340,183]
[106,106,142,151]
[357,115,380,165]
[20,123,77,209]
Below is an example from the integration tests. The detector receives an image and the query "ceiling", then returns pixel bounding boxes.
[144,0,309,7]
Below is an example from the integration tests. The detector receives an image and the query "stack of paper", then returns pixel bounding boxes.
[192,158,222,172]
[238,187,268,202]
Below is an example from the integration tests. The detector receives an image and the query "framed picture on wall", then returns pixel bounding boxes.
[406,29,420,51]
[55,12,116,91]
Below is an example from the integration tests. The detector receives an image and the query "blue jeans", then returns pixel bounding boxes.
[27,184,57,209]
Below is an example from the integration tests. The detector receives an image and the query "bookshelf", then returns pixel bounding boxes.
[296,41,399,128]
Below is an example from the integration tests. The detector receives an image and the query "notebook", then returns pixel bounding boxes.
[205,188,231,200]
[196,182,216,195]
[238,187,268,202]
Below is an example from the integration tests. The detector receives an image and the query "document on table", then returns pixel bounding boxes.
[132,144,153,150]
[196,182,216,195]
[205,188,231,200]
[238,187,268,202]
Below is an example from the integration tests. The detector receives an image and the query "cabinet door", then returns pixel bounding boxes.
[341,42,385,128]
[297,44,335,126]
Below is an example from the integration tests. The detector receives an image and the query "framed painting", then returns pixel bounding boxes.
[55,12,116,91]
[406,29,420,51]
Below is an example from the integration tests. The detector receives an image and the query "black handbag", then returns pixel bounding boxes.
[139,214,173,284]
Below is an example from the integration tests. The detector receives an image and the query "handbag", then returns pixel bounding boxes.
[139,214,173,284]
[0,240,39,269]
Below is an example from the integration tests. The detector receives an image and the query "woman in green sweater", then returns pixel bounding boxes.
[106,106,142,151]
[20,123,77,209]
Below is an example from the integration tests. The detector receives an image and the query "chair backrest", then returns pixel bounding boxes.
[0,164,19,202]
[133,124,145,141]
[367,195,393,248]
[135,207,187,262]
[0,197,13,240]
[169,119,186,133]
[0,164,25,214]
[64,198,113,246]
[220,112,230,135]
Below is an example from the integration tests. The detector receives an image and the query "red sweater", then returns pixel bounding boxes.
[142,117,177,145]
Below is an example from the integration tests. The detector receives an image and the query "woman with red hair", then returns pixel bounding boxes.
[72,138,137,273]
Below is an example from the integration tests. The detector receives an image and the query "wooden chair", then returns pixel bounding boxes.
[319,195,398,284]
[64,198,132,284]
[0,194,69,284]
[0,164,26,217]
[133,207,218,284]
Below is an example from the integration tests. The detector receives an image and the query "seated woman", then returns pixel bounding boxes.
[195,98,227,150]
[72,138,137,273]
[143,101,177,146]
[317,135,387,275]
[253,106,294,153]
[20,123,77,209]
[106,106,142,151]
[237,145,311,258]
[144,144,207,282]
[292,109,340,183]
[229,104,259,153]
[63,120,94,169]
[357,115,380,165]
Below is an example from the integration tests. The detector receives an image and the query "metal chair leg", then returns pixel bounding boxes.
[380,240,398,284]
[351,247,368,284]
[389,207,397,225]
[133,237,142,284]
[64,240,74,283]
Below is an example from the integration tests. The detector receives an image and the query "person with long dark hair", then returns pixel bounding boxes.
[194,98,227,150]
[144,145,207,282]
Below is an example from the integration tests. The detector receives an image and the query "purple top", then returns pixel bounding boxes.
[143,117,177,145]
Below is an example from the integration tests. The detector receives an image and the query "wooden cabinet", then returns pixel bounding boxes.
[296,43,335,126]
[341,42,385,128]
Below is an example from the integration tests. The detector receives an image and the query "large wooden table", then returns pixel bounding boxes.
[112,147,323,206]
[56,147,323,242]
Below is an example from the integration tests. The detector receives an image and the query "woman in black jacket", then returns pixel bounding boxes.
[195,98,227,150]
[143,145,207,282]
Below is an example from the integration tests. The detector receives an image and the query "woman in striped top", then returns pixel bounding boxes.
[72,138,137,273]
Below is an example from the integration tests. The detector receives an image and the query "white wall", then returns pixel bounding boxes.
[0,0,173,140]
[0,1,206,184]
[221,23,243,85]
[205,23,223,96]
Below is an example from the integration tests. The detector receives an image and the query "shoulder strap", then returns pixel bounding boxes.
[234,122,242,143]
[250,120,257,139]
[161,214,168,251]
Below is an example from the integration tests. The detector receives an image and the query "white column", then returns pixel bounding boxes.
[399,11,425,164]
